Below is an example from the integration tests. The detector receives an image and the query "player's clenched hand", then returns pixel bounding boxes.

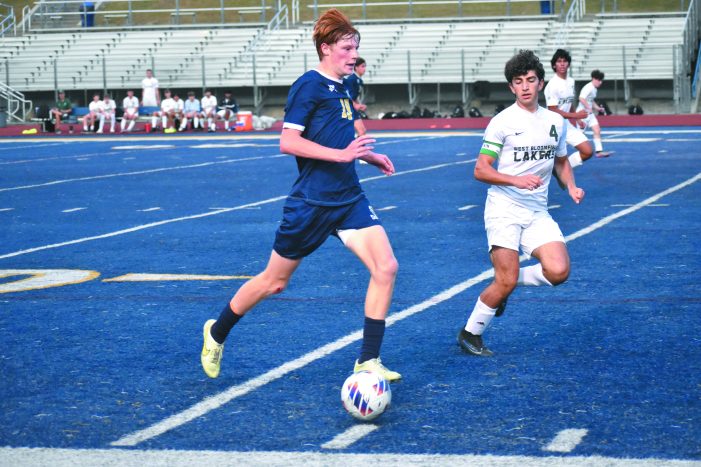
[573,110,588,120]
[363,152,395,175]
[514,174,543,191]
[569,186,585,204]
[339,135,376,162]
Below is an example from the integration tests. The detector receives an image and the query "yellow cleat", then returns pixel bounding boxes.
[201,319,224,378]
[164,127,177,134]
[354,357,401,382]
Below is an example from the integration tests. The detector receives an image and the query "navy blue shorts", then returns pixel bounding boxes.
[273,196,382,260]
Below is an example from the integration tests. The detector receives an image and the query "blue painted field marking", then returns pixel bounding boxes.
[110,170,701,447]
[0,159,474,261]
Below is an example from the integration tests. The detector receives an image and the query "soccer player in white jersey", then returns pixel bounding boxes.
[121,90,139,133]
[152,89,177,133]
[577,69,610,157]
[83,94,101,132]
[96,94,116,134]
[200,89,218,132]
[141,69,160,108]
[457,49,585,357]
[544,49,592,171]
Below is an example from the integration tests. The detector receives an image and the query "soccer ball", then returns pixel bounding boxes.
[341,371,391,421]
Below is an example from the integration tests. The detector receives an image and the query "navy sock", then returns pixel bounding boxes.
[210,303,242,344]
[358,317,386,364]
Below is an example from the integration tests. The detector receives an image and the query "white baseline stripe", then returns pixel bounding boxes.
[0,160,473,261]
[543,428,588,453]
[2,447,698,467]
[321,424,380,449]
[0,154,286,193]
[111,172,700,447]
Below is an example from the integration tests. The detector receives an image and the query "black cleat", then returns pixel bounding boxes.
[495,299,507,317]
[457,329,493,357]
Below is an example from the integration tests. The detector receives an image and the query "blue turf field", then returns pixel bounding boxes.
[0,129,700,465]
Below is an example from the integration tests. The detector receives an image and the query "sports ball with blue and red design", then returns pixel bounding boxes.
[341,371,391,421]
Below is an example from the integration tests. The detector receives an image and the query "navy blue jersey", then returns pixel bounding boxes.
[283,70,362,206]
[345,72,363,101]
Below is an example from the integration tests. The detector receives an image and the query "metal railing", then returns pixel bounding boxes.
[0,81,33,122]
[307,0,562,20]
[554,0,585,48]
[0,3,15,37]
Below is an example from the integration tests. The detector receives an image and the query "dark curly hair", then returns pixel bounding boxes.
[504,50,545,83]
[550,48,572,71]
[591,69,605,80]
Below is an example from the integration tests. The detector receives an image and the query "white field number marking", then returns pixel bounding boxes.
[543,428,588,453]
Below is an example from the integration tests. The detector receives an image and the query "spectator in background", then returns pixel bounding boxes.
[97,93,116,134]
[141,69,160,108]
[51,91,73,134]
[121,89,139,133]
[83,93,101,132]
[200,89,218,132]
[173,93,185,129]
[216,91,239,132]
[180,91,202,131]
[152,89,176,133]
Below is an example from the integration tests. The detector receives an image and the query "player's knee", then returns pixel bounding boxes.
[372,256,398,284]
[543,264,569,286]
[266,277,288,296]
[494,273,517,295]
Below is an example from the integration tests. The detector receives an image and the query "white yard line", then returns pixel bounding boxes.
[320,425,381,449]
[110,172,701,447]
[0,154,286,193]
[543,428,589,453]
[0,160,474,261]
[0,447,697,466]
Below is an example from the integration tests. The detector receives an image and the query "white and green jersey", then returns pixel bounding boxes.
[480,103,567,211]
[576,81,597,113]
[544,74,575,113]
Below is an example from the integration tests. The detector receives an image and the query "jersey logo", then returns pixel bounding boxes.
[340,99,353,120]
[328,84,336,93]
[549,125,559,141]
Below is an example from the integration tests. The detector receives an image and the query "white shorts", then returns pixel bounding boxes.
[580,113,600,129]
[217,109,234,119]
[484,195,565,258]
[565,120,589,147]
[124,108,139,118]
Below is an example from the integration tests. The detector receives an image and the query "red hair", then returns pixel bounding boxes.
[312,9,360,60]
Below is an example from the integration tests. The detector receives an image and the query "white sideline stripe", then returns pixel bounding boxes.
[611,203,669,207]
[0,160,473,261]
[321,425,380,449]
[0,150,124,166]
[0,154,286,192]
[543,428,588,453]
[0,196,286,261]
[377,205,397,211]
[111,171,701,447]
[139,207,162,212]
[1,448,698,467]
[61,207,86,213]
[103,273,253,282]
[0,208,14,212]
[458,204,477,211]
[548,204,561,210]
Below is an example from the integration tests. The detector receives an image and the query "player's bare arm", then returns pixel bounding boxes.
[547,104,588,121]
[553,156,585,203]
[280,128,375,163]
[474,154,543,190]
[360,151,395,175]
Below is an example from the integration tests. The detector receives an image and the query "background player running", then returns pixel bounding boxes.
[544,49,592,171]
[201,8,401,382]
[458,49,585,357]
[577,69,611,157]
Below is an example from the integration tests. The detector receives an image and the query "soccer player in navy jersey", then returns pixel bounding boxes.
[201,9,401,381]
